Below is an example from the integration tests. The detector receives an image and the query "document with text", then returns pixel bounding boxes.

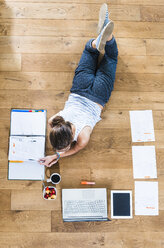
[129,110,155,142]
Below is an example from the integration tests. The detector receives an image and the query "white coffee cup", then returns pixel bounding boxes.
[46,173,61,184]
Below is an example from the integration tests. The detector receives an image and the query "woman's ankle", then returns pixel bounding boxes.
[92,39,97,49]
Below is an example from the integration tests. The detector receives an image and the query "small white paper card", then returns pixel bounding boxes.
[132,146,157,179]
[129,110,155,142]
[135,181,159,215]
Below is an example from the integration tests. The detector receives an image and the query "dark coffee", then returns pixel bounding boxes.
[51,174,60,183]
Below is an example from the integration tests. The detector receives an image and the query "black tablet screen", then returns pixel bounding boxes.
[113,193,130,216]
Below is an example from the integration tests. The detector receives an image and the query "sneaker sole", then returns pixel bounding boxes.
[97,21,114,51]
[97,3,108,34]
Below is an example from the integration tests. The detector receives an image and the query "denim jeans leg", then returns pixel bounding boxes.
[70,39,100,94]
[91,37,118,105]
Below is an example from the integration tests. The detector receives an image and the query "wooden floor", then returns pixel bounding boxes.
[0,0,164,247]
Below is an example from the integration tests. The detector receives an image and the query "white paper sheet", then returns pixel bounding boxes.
[132,146,157,179]
[10,110,46,136]
[135,181,159,215]
[8,136,45,161]
[8,161,45,180]
[129,110,155,142]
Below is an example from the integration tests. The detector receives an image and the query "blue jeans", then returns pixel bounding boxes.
[70,37,118,107]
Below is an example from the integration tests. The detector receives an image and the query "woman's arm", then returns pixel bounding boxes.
[59,126,91,158]
[39,129,91,167]
[39,140,87,167]
[59,140,86,158]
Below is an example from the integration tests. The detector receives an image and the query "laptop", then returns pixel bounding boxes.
[62,188,109,222]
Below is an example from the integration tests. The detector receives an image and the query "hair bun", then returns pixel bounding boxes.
[51,116,65,128]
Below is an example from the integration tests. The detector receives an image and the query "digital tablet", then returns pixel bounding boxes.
[111,190,133,219]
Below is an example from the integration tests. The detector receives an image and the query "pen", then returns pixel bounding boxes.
[81,181,95,185]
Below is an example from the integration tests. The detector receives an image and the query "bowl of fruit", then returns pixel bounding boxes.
[43,186,57,200]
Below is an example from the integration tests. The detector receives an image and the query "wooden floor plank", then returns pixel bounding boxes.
[0,3,140,21]
[1,20,164,38]
[0,210,51,232]
[0,232,163,248]
[55,147,164,171]
[117,56,164,74]
[115,73,164,92]
[0,232,107,248]
[146,39,164,55]
[115,21,164,38]
[0,72,74,91]
[51,210,164,232]
[0,190,11,210]
[0,72,164,92]
[0,54,21,71]
[60,168,91,188]
[104,232,164,248]
[1,90,164,111]
[140,6,164,22]
[11,189,61,210]
[0,36,147,56]
[2,0,164,5]
[90,169,133,189]
[21,54,164,73]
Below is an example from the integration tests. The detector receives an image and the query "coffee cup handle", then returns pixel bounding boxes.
[46,178,51,183]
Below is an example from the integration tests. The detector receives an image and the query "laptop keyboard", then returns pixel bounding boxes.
[64,200,106,215]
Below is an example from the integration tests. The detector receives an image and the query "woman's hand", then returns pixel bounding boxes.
[38,154,59,167]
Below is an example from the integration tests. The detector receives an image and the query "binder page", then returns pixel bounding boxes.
[10,109,46,136]
[8,136,45,161]
[132,146,157,179]
[8,161,45,180]
[135,181,159,215]
[129,110,155,142]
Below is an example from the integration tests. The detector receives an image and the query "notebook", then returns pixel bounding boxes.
[62,188,109,222]
[111,190,133,219]
[8,109,46,180]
